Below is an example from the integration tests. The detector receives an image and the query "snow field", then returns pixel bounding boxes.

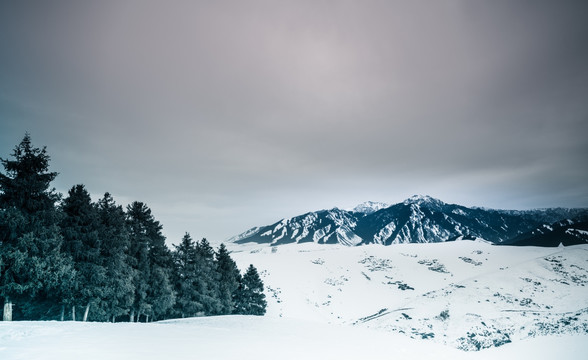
[2,240,587,359]
[1,314,587,359]
[230,241,588,350]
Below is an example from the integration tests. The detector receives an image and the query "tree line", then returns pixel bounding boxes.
[0,134,266,322]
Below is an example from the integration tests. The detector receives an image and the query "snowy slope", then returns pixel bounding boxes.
[0,317,467,360]
[229,241,588,351]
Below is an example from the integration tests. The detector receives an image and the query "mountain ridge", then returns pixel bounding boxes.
[230,196,588,246]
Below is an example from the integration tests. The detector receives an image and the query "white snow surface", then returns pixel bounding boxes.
[1,317,586,360]
[2,241,587,359]
[230,241,588,353]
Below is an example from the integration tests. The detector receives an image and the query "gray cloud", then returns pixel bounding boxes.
[1,0,587,244]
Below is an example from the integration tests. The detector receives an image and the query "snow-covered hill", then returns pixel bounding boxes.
[229,240,588,351]
[230,195,588,246]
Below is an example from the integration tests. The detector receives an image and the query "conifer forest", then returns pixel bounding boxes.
[0,134,266,322]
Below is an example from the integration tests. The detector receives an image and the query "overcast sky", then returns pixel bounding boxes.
[1,0,587,245]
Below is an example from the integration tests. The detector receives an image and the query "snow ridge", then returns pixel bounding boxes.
[231,196,588,247]
[352,201,390,214]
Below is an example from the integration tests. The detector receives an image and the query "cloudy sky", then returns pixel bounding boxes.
[1,0,587,245]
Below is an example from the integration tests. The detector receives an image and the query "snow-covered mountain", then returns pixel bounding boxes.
[229,208,364,246]
[230,195,588,246]
[506,218,588,247]
[351,201,390,214]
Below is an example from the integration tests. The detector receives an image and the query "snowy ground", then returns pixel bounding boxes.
[1,317,587,360]
[1,240,587,359]
[230,240,588,351]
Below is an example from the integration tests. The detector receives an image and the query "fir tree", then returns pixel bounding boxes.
[126,202,153,321]
[126,201,175,321]
[60,184,106,321]
[146,229,175,322]
[234,264,266,316]
[96,193,134,322]
[215,243,240,314]
[172,233,201,317]
[0,134,72,320]
[194,238,221,315]
[0,133,59,214]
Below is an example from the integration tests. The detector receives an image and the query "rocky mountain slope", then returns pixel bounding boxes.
[230,195,588,246]
[506,218,588,247]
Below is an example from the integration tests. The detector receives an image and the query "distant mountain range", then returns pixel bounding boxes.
[230,195,588,247]
[504,218,588,247]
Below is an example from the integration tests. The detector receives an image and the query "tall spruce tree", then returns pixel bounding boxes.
[97,193,134,322]
[146,226,175,322]
[126,201,175,322]
[194,238,221,315]
[172,233,201,317]
[234,264,266,316]
[60,184,107,321]
[215,243,240,314]
[0,134,73,320]
[126,202,153,321]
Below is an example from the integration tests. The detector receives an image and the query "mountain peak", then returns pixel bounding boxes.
[352,201,390,214]
[403,195,445,207]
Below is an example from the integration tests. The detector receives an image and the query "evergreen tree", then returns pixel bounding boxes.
[0,134,73,320]
[147,266,175,321]
[0,133,59,214]
[126,202,152,321]
[146,224,175,322]
[60,184,107,321]
[96,193,134,322]
[234,264,266,316]
[194,238,221,315]
[215,243,240,314]
[126,201,175,321]
[172,233,201,317]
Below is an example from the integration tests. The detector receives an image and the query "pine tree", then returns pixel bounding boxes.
[194,238,221,315]
[126,202,153,321]
[234,264,266,316]
[0,133,59,214]
[146,225,175,322]
[172,233,201,317]
[96,193,134,322]
[60,184,107,321]
[0,134,72,320]
[126,201,175,321]
[215,243,240,314]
